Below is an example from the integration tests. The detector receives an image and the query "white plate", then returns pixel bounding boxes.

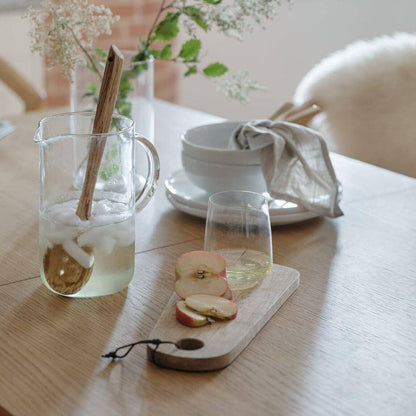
[165,170,305,213]
[166,193,318,225]
[165,170,319,225]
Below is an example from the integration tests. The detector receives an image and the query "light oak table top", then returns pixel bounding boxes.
[0,101,415,416]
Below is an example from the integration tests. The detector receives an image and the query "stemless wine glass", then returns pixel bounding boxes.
[204,190,273,290]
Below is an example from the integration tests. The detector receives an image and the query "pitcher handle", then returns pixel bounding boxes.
[134,134,160,211]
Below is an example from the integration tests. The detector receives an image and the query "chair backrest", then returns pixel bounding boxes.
[0,56,45,111]
[293,33,416,178]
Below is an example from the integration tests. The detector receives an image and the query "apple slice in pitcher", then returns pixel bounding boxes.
[174,251,229,299]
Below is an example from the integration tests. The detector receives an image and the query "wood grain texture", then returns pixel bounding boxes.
[147,264,299,371]
[76,45,124,220]
[0,102,415,416]
[43,244,93,294]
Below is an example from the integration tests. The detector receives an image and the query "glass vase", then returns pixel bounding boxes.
[70,51,155,193]
[71,51,154,141]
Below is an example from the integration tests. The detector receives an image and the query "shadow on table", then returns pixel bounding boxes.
[0,281,126,415]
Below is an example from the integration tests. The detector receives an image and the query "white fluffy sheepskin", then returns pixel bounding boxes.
[294,32,416,177]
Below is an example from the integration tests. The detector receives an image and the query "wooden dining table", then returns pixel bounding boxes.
[1,100,415,416]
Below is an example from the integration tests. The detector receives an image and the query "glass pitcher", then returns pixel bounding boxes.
[34,112,159,297]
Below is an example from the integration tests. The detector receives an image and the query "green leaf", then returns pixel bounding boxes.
[116,99,132,118]
[119,76,133,96]
[160,45,172,60]
[203,0,222,4]
[85,83,97,94]
[81,92,95,98]
[110,144,118,159]
[183,6,208,31]
[93,47,107,62]
[132,50,148,62]
[124,62,146,80]
[148,48,160,58]
[203,63,228,77]
[179,39,201,61]
[184,65,197,77]
[86,63,98,74]
[154,13,180,41]
[82,83,98,99]
[99,163,119,180]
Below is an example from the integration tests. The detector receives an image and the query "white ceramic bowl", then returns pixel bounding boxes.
[182,121,261,166]
[181,150,267,194]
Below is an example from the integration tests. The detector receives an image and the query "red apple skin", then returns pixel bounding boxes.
[222,286,233,300]
[220,270,231,298]
[176,300,213,327]
[174,251,229,299]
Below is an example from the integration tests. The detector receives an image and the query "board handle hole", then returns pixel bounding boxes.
[176,338,204,350]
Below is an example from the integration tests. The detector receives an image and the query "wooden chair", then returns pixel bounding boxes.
[0,56,45,111]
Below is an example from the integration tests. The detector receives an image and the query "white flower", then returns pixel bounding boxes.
[23,0,119,79]
[24,0,292,103]
[204,0,290,40]
[216,70,266,104]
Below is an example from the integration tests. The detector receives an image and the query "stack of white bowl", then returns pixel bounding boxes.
[181,121,267,194]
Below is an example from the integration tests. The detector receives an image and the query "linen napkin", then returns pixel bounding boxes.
[229,120,343,218]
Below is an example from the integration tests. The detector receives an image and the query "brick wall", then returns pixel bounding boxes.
[44,0,178,107]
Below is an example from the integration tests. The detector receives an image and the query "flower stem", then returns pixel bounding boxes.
[68,25,103,81]
[144,0,176,50]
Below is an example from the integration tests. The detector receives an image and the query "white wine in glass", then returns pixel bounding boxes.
[204,190,273,290]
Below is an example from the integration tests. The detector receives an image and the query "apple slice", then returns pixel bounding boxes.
[185,294,238,320]
[176,300,214,327]
[175,251,229,299]
[222,286,233,300]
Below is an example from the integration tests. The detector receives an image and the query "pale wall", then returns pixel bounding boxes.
[176,0,416,120]
[2,0,416,120]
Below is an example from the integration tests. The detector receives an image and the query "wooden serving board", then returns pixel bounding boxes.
[147,264,299,372]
